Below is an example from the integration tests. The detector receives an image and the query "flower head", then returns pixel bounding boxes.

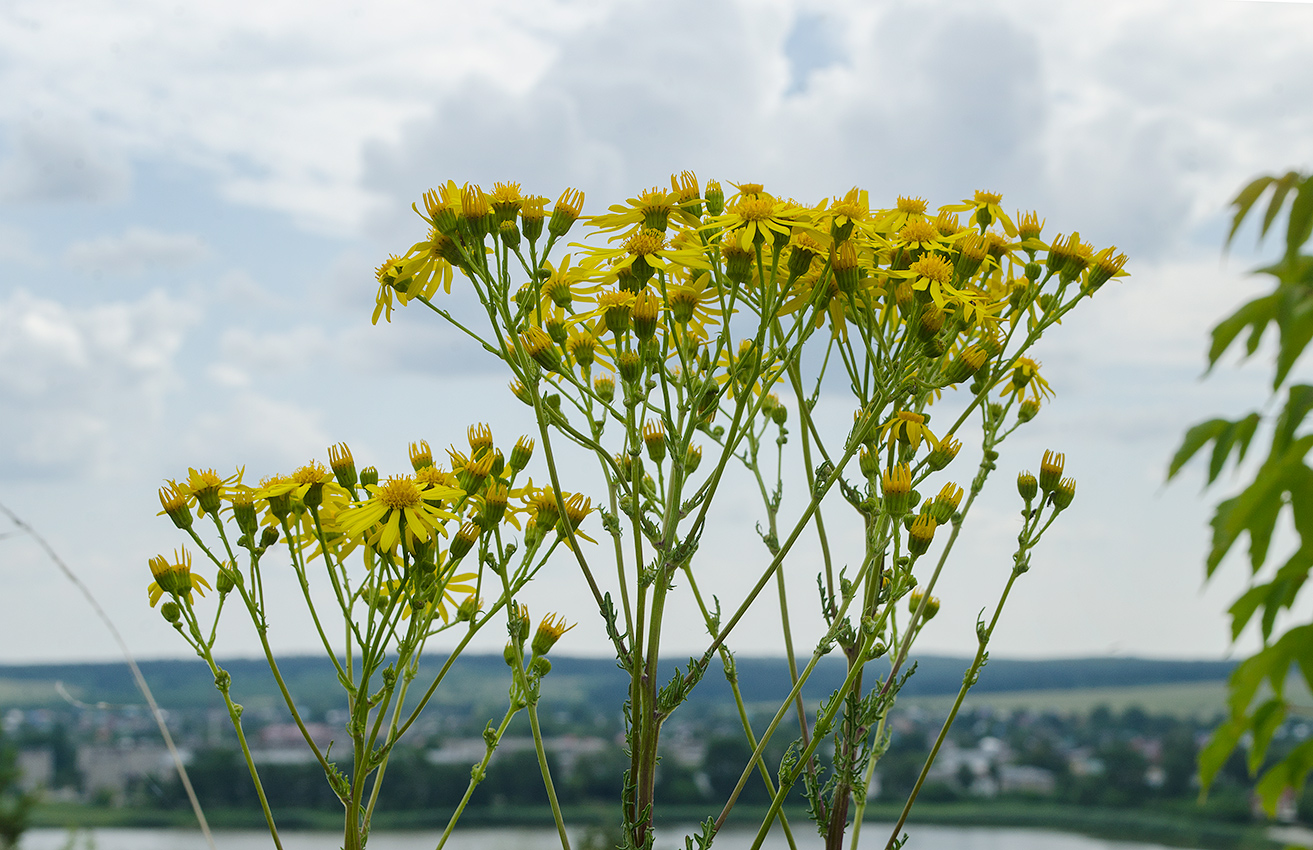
[147,548,212,607]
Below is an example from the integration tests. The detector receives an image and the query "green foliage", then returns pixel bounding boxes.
[1171,166,1313,815]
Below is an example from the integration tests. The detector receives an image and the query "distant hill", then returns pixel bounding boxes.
[0,654,1237,714]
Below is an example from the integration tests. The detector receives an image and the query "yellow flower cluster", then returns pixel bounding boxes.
[375,177,1126,422]
[149,424,593,621]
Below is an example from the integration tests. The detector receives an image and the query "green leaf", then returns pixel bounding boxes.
[1168,418,1230,481]
[1207,294,1278,368]
[1287,176,1313,261]
[1227,650,1273,716]
[1229,583,1271,640]
[1249,697,1287,775]
[1198,715,1246,791]
[1262,171,1301,240]
[1256,739,1313,817]
[1227,174,1277,250]
[1233,412,1262,466]
[1275,293,1313,389]
[1206,495,1241,578]
[1274,387,1313,455]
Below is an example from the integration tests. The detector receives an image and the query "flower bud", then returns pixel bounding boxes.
[643,421,667,463]
[907,513,937,556]
[259,526,280,548]
[409,440,434,471]
[510,436,535,473]
[161,601,182,624]
[594,374,616,403]
[1017,471,1037,502]
[859,446,878,478]
[522,327,561,373]
[704,180,725,217]
[908,588,940,620]
[685,444,703,474]
[617,351,643,385]
[360,466,380,488]
[216,566,237,595]
[456,596,482,622]
[498,219,521,251]
[882,464,912,517]
[328,443,357,490]
[1052,476,1076,511]
[1018,399,1040,423]
[448,522,481,561]
[943,345,987,385]
[771,405,788,426]
[546,314,568,345]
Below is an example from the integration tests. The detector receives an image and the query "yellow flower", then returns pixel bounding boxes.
[185,467,242,517]
[946,190,1018,237]
[704,191,814,253]
[999,357,1054,403]
[147,548,212,607]
[897,254,966,310]
[879,196,930,233]
[881,411,939,452]
[664,270,724,340]
[577,228,712,285]
[338,474,461,554]
[531,613,576,656]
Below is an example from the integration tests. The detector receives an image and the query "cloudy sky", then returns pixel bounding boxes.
[2,0,1312,669]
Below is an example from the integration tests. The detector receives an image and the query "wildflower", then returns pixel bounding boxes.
[509,437,535,473]
[999,357,1054,403]
[901,254,964,310]
[1046,232,1093,283]
[927,434,962,471]
[943,345,988,385]
[549,188,586,238]
[643,420,667,463]
[947,190,1018,236]
[1017,471,1038,502]
[908,587,940,619]
[1085,246,1129,293]
[880,196,930,232]
[1016,211,1046,248]
[520,195,548,242]
[929,483,963,524]
[684,444,703,473]
[489,181,523,223]
[705,190,814,252]
[882,464,912,516]
[158,480,192,529]
[468,424,494,456]
[328,443,357,489]
[147,548,212,607]
[1039,450,1064,495]
[186,467,240,517]
[410,440,434,471]
[531,613,576,657]
[907,513,937,556]
[338,474,460,554]
[882,411,939,452]
[1053,476,1077,510]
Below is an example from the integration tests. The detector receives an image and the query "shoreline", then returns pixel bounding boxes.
[27,801,1286,850]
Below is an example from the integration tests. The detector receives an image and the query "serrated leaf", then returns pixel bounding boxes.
[1208,294,1278,368]
[1229,583,1271,640]
[1168,418,1230,481]
[1207,495,1241,578]
[1228,651,1273,716]
[1256,739,1313,817]
[1274,388,1313,456]
[1234,413,1262,466]
[1227,175,1277,249]
[1287,176,1313,261]
[1262,171,1301,240]
[1208,419,1243,484]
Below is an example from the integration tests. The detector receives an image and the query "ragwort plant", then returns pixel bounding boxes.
[146,173,1127,850]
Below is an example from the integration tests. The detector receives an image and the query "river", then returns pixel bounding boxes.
[17,825,1221,850]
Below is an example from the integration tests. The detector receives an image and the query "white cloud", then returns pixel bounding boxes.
[0,119,130,203]
[64,227,210,276]
[0,289,197,476]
